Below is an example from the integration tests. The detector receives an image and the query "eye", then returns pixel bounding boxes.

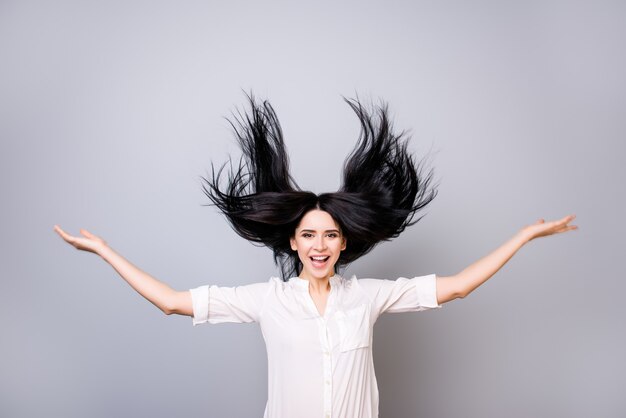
[326,233,338,238]
[302,232,313,238]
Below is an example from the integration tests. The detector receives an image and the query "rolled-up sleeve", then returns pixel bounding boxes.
[357,274,441,317]
[190,285,210,326]
[189,281,271,326]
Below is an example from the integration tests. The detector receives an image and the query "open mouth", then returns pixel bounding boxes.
[310,256,330,268]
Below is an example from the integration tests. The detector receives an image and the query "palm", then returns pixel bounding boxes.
[54,225,107,254]
[522,215,577,241]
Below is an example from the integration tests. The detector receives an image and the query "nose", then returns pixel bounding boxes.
[313,235,327,251]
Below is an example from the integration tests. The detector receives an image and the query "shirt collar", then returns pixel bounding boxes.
[289,275,342,292]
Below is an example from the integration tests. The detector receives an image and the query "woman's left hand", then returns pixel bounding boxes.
[520,214,578,242]
[436,214,578,304]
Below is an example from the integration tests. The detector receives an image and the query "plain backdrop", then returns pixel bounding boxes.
[1,1,625,417]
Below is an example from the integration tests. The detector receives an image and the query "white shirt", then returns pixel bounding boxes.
[190,274,441,418]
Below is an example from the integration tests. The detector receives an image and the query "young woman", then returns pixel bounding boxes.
[54,95,577,418]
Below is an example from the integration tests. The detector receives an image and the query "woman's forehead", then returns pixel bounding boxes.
[296,209,340,231]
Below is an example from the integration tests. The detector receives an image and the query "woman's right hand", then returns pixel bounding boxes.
[54,225,192,316]
[54,225,108,255]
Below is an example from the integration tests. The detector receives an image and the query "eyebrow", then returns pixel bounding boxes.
[299,229,341,233]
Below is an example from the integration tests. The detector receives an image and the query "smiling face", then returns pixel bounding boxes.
[290,209,347,282]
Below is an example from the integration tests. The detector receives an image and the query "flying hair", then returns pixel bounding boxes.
[201,93,438,280]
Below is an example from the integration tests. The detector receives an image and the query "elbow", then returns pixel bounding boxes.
[160,300,177,316]
[436,275,471,304]
[455,286,471,300]
[451,274,474,300]
[160,290,192,317]
[159,290,188,316]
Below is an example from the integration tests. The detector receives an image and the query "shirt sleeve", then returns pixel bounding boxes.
[357,274,441,317]
[189,280,272,326]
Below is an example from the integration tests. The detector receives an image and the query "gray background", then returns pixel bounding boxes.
[1,1,624,417]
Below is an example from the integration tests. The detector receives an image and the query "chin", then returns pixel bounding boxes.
[312,271,333,279]
[302,264,336,280]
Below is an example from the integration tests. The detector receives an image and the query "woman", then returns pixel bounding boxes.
[54,94,577,418]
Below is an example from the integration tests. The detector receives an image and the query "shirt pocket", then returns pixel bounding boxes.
[336,304,371,352]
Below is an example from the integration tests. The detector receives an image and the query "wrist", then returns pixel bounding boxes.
[514,228,533,245]
[96,243,114,259]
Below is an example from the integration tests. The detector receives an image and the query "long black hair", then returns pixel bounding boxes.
[201,93,437,280]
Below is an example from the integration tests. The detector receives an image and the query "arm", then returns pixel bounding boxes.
[54,225,192,316]
[435,214,578,305]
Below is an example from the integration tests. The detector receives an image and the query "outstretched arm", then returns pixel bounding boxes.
[435,214,578,305]
[54,225,192,316]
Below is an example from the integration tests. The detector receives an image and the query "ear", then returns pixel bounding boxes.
[290,236,297,251]
[341,237,347,251]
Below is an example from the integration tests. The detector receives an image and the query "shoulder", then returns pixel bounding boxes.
[259,276,283,291]
[268,276,283,285]
[335,274,384,289]
[334,274,359,289]
[265,276,295,293]
[352,275,386,290]
[333,275,378,308]
[350,276,406,299]
[221,277,281,297]
[336,274,371,296]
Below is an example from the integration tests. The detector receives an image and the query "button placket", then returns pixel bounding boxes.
[319,317,333,418]
[323,284,336,418]
[306,278,336,418]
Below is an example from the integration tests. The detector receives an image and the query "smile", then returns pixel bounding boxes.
[310,256,330,267]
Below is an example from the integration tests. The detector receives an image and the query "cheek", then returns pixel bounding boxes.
[296,247,311,264]
[292,239,309,254]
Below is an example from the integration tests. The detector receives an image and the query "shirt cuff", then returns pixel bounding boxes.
[189,285,210,326]
[414,274,442,309]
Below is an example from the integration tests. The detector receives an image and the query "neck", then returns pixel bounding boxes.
[307,277,331,294]
[298,272,335,294]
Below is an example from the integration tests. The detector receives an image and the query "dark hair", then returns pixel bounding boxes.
[201,93,437,280]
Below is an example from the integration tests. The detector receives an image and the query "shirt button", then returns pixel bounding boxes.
[324,351,330,356]
[325,380,330,385]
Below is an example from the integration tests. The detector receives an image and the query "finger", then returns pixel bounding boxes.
[80,228,95,238]
[555,224,578,234]
[548,219,561,229]
[55,226,85,247]
[54,225,73,241]
[53,225,63,236]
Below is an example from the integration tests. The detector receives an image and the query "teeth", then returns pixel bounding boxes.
[312,256,328,261]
